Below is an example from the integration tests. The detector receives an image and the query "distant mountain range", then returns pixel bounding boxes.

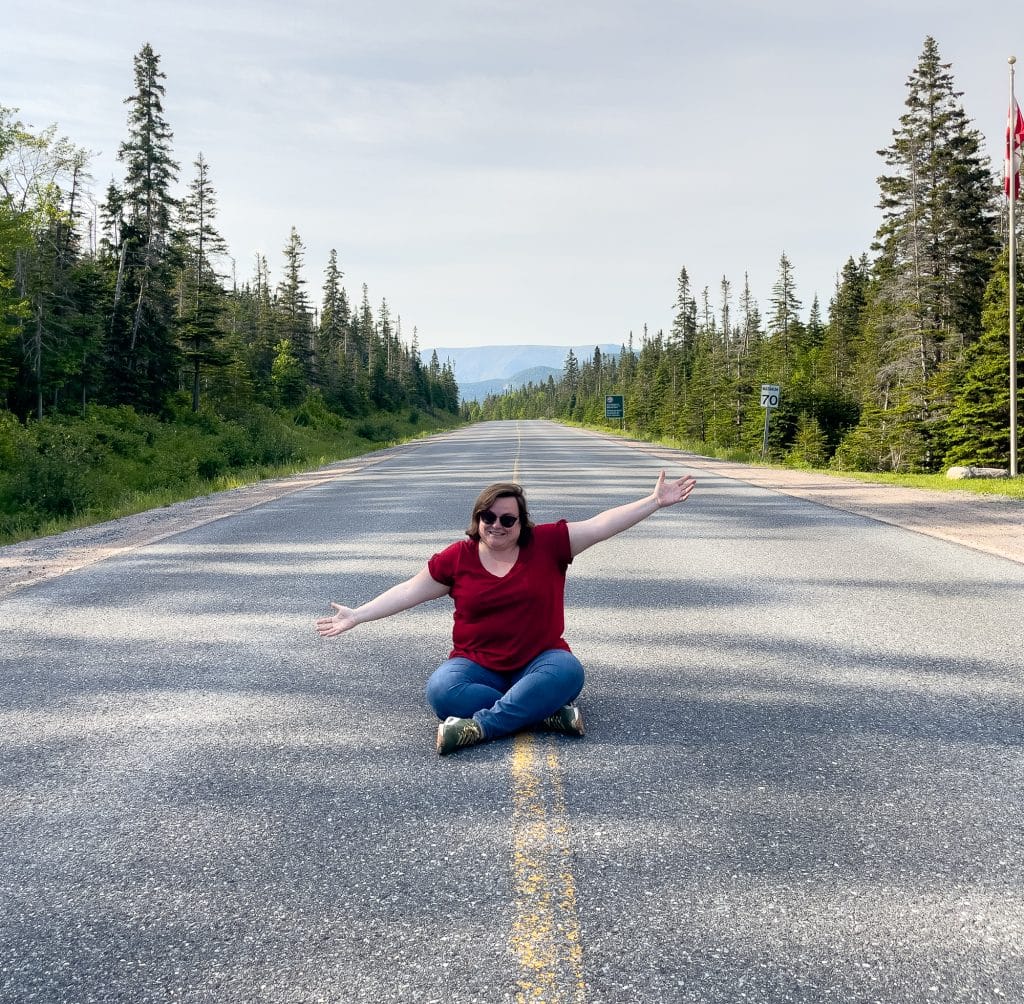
[455,366,561,403]
[421,343,622,402]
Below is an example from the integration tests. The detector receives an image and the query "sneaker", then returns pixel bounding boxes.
[436,716,485,756]
[539,704,585,737]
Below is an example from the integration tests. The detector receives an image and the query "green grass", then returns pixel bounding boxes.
[6,458,338,542]
[565,420,1024,501]
[807,468,1024,499]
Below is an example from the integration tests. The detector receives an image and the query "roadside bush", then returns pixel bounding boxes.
[239,406,300,465]
[80,404,158,457]
[149,426,227,487]
[354,418,398,442]
[0,409,29,470]
[294,390,344,431]
[786,414,830,468]
[217,423,258,467]
[5,419,105,518]
[830,426,885,472]
[164,394,223,434]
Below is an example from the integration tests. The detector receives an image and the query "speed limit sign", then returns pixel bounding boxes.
[760,384,780,409]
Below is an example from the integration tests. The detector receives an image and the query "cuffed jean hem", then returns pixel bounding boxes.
[425,649,585,739]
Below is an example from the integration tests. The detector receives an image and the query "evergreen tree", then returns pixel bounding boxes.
[562,348,579,412]
[319,249,348,360]
[766,252,803,381]
[872,36,998,466]
[232,253,278,401]
[175,153,228,412]
[805,295,824,352]
[277,226,313,383]
[357,284,374,367]
[271,337,305,407]
[738,272,763,359]
[944,251,1023,466]
[104,43,181,411]
[823,256,868,394]
[120,45,178,240]
[439,359,459,412]
[669,266,698,364]
[629,330,665,435]
[591,345,604,399]
[370,297,395,409]
[401,323,428,411]
[732,273,763,441]
[318,249,355,412]
[787,413,829,467]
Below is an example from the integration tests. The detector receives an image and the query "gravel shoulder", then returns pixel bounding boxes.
[2,427,1022,599]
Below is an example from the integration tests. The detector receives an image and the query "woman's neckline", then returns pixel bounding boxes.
[476,540,520,579]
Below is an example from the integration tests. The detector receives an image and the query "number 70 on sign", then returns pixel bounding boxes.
[760,384,781,409]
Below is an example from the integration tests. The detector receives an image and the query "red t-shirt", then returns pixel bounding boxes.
[427,520,574,672]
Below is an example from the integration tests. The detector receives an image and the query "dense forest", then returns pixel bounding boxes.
[473,38,1023,474]
[0,44,461,539]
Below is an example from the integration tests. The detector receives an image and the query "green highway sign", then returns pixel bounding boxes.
[605,395,624,419]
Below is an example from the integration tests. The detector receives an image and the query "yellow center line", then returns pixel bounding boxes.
[507,429,587,1002]
[509,734,587,1003]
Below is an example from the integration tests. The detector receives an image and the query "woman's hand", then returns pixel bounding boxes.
[653,470,697,509]
[316,603,360,637]
[568,470,698,557]
[313,568,449,639]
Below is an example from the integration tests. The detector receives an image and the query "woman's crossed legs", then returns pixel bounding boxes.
[426,648,584,740]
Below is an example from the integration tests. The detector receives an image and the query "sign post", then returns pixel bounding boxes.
[605,394,624,429]
[760,384,780,460]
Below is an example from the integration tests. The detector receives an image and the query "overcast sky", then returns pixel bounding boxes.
[4,1,1018,351]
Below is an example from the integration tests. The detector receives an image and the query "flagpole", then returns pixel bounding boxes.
[1010,56,1019,478]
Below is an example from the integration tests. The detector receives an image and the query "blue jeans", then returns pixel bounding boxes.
[425,649,585,739]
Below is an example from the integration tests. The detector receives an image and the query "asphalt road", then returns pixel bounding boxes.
[1,420,1022,1004]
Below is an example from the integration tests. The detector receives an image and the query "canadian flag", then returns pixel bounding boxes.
[1006,99,1024,198]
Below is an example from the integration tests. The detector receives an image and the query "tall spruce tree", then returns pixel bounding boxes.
[371,297,394,408]
[319,249,348,359]
[277,226,313,385]
[319,249,354,411]
[175,153,228,411]
[732,272,763,441]
[105,43,181,410]
[562,348,580,414]
[871,36,998,466]
[766,252,803,382]
[669,267,698,363]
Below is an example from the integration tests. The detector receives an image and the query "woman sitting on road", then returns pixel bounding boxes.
[315,472,696,755]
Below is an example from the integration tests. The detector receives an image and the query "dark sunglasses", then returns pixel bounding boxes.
[478,510,519,528]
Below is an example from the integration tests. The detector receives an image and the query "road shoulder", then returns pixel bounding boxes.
[581,429,1024,566]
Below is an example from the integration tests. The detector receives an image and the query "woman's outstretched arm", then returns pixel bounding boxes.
[315,566,450,637]
[567,470,696,558]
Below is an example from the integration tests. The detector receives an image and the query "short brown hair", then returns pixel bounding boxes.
[466,482,534,545]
